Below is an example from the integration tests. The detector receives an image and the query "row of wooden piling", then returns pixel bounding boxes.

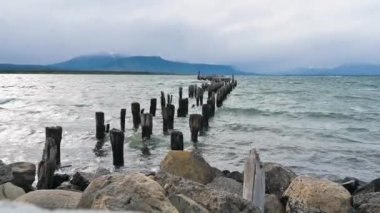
[37,74,238,189]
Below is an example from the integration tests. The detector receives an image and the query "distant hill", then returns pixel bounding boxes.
[288,64,380,76]
[49,54,244,75]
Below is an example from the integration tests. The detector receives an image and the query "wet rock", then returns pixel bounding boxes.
[0,182,25,200]
[282,176,352,213]
[169,194,209,213]
[9,162,36,192]
[357,204,380,213]
[265,194,285,213]
[160,151,215,184]
[57,181,82,192]
[263,162,296,198]
[222,170,244,183]
[355,178,380,195]
[52,174,70,189]
[207,176,243,196]
[71,168,110,191]
[0,160,13,184]
[155,171,260,213]
[78,172,178,212]
[353,192,380,209]
[16,189,82,209]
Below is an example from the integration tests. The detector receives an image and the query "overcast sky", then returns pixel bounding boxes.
[0,0,379,72]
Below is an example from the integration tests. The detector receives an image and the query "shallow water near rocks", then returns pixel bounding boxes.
[0,74,379,182]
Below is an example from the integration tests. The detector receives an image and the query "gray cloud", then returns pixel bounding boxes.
[0,0,379,72]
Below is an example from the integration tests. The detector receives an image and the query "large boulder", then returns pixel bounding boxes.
[0,160,13,184]
[156,171,260,213]
[160,151,215,184]
[169,194,209,213]
[263,162,296,198]
[207,176,243,196]
[282,176,352,213]
[0,182,25,200]
[355,178,380,195]
[77,172,178,212]
[9,162,36,192]
[265,194,285,213]
[357,204,380,213]
[16,190,82,209]
[353,192,380,209]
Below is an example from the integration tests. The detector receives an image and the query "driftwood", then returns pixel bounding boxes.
[243,149,265,211]
[37,137,57,189]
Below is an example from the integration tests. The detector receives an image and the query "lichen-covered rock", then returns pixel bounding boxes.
[282,176,352,213]
[16,189,82,209]
[264,162,296,198]
[355,178,380,195]
[160,151,215,184]
[169,194,209,213]
[265,194,285,213]
[207,176,243,196]
[9,162,36,192]
[0,182,25,200]
[0,160,13,185]
[353,192,380,209]
[77,172,178,212]
[156,171,260,213]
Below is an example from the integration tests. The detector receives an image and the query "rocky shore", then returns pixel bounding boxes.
[1,151,379,212]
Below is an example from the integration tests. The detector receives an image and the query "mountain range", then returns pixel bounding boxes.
[0,54,379,75]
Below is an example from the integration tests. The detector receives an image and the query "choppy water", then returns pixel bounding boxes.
[0,74,379,182]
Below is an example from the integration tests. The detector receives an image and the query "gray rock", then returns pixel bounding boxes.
[263,162,296,198]
[0,160,13,184]
[70,168,110,191]
[207,176,243,196]
[0,200,137,212]
[0,182,25,200]
[16,190,82,209]
[340,177,366,194]
[353,192,380,209]
[222,170,244,183]
[9,162,36,192]
[169,194,209,213]
[357,204,380,213]
[155,171,260,213]
[265,194,285,213]
[355,178,380,195]
[56,181,82,192]
[78,172,178,212]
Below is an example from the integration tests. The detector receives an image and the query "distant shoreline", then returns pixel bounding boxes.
[0,70,181,75]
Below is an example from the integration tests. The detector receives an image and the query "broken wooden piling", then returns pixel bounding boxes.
[120,108,126,132]
[150,98,157,116]
[110,129,124,167]
[131,102,141,130]
[95,112,105,140]
[141,113,153,139]
[177,98,188,117]
[189,114,202,142]
[45,126,62,166]
[170,131,184,150]
[37,137,57,189]
[202,104,210,131]
[167,104,175,129]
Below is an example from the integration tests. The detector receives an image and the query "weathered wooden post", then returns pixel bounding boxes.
[202,104,210,131]
[45,126,62,166]
[179,87,183,100]
[106,124,110,133]
[95,112,105,140]
[141,113,153,139]
[189,114,202,142]
[150,98,157,116]
[243,149,265,211]
[160,91,166,109]
[177,98,188,117]
[162,107,169,135]
[131,102,141,130]
[37,137,57,189]
[110,129,124,167]
[167,104,175,129]
[171,131,184,150]
[188,85,194,98]
[120,108,126,132]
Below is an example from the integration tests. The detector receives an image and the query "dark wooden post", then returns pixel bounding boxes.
[177,98,188,117]
[171,131,184,150]
[150,98,157,116]
[199,88,204,106]
[188,85,194,98]
[110,129,124,167]
[131,102,141,130]
[141,113,153,139]
[95,112,105,140]
[179,87,183,100]
[45,126,62,166]
[202,104,210,131]
[37,137,57,189]
[161,91,166,109]
[106,124,110,133]
[120,109,126,132]
[189,114,202,142]
[162,107,168,135]
[167,104,175,129]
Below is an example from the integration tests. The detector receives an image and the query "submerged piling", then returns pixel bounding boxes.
[110,129,124,167]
